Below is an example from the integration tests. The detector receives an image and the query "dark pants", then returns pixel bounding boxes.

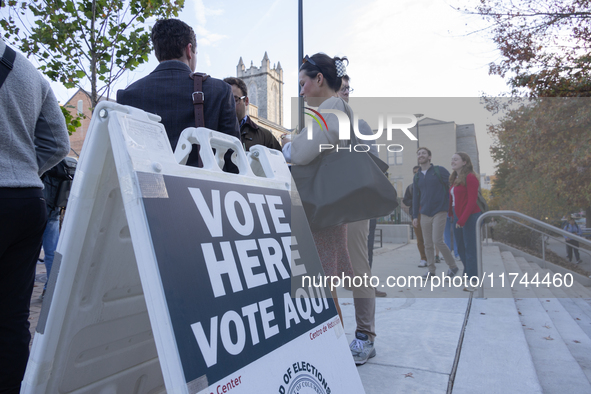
[453,209,482,280]
[367,218,377,268]
[566,239,580,262]
[0,188,47,394]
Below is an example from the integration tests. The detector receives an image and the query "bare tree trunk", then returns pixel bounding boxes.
[586,206,590,228]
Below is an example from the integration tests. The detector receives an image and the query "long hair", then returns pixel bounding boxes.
[449,152,480,186]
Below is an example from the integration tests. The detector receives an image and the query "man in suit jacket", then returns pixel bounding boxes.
[117,19,239,167]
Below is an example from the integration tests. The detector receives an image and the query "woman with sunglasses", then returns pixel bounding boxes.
[283,53,353,324]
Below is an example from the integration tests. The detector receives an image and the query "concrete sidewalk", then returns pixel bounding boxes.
[28,242,534,393]
[28,242,472,392]
[338,242,473,393]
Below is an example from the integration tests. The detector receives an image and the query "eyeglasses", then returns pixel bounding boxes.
[234,95,246,103]
[340,86,354,93]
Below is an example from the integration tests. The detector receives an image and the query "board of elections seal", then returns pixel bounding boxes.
[279,361,331,394]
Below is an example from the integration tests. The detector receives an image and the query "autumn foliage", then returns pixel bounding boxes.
[463,0,591,223]
[0,0,185,107]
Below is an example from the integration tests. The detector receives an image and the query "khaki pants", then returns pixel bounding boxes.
[420,211,458,275]
[347,219,376,341]
[415,214,427,261]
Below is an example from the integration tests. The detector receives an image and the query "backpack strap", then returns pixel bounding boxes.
[0,46,16,90]
[432,165,447,189]
[192,72,209,128]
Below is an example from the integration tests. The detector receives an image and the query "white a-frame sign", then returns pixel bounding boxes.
[22,102,365,394]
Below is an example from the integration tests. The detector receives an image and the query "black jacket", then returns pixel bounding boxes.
[240,116,282,151]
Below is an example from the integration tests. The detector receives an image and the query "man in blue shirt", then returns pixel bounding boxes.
[412,147,459,279]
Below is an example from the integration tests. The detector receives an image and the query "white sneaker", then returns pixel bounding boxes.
[350,332,376,365]
[418,260,427,267]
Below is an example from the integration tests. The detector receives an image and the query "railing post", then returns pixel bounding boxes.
[476,214,485,299]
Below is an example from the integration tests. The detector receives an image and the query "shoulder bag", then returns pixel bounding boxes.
[291,102,398,231]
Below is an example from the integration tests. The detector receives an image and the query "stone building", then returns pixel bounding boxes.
[237,52,283,127]
[236,53,289,144]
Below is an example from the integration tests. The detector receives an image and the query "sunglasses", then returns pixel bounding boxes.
[300,55,321,72]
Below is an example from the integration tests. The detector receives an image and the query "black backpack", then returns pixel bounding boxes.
[54,157,77,208]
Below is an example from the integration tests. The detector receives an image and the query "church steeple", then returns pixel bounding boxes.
[262,51,270,71]
[237,57,245,74]
[236,52,283,126]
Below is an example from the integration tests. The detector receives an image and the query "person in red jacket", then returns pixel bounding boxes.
[448,152,482,291]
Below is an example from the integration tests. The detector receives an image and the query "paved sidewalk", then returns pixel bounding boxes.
[27,242,474,393]
[337,241,473,393]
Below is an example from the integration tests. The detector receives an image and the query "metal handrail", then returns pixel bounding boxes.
[499,216,591,261]
[476,211,591,298]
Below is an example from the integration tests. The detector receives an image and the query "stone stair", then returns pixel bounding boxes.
[452,245,591,393]
[502,250,591,393]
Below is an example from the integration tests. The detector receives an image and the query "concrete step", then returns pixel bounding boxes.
[528,260,591,299]
[479,245,512,298]
[453,247,541,393]
[500,252,538,299]
[453,298,542,394]
[511,255,591,391]
[570,279,591,299]
[541,274,591,340]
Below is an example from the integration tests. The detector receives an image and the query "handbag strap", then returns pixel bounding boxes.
[192,72,209,127]
[339,98,360,148]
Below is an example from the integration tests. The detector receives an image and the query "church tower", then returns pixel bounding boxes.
[237,52,284,126]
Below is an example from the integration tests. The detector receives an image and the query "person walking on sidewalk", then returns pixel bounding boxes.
[564,216,583,264]
[402,165,428,267]
[412,147,459,280]
[448,152,482,291]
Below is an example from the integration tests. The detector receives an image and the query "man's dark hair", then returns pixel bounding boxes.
[223,77,248,97]
[417,147,432,157]
[300,53,348,92]
[151,19,197,61]
[412,165,420,172]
